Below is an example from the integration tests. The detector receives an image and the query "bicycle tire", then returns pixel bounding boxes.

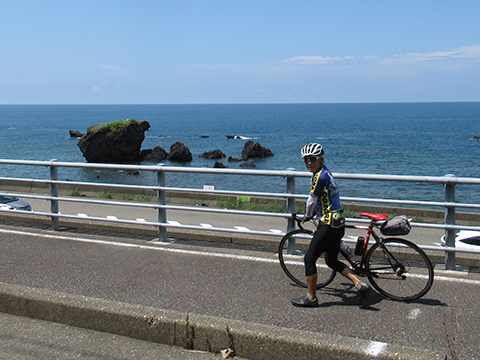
[365,237,434,301]
[278,228,337,289]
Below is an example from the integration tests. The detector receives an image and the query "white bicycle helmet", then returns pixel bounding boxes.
[301,143,324,158]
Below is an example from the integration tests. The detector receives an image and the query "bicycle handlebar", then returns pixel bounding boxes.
[290,213,308,231]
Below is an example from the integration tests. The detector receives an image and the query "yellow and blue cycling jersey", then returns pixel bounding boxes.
[306,165,345,228]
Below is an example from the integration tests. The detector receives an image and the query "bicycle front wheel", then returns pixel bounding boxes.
[278,229,336,289]
[366,238,434,301]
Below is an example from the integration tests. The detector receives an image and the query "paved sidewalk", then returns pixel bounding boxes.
[0,312,234,360]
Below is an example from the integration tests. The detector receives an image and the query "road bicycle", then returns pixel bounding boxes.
[278,213,434,301]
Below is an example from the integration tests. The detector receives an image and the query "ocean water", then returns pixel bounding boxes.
[1,103,480,205]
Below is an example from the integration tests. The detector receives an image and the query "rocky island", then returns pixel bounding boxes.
[75,120,274,167]
[77,119,150,163]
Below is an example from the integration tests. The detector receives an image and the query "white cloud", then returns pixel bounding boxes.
[97,64,127,74]
[455,44,480,59]
[383,45,480,65]
[284,45,480,67]
[283,55,355,64]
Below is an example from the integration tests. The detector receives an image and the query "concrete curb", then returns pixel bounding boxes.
[0,282,443,360]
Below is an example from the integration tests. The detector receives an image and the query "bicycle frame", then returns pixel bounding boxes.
[294,212,407,276]
[344,214,412,278]
[343,222,382,276]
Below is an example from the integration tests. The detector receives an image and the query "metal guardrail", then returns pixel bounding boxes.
[1,159,480,270]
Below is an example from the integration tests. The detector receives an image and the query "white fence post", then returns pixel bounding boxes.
[49,159,59,231]
[444,174,456,270]
[157,164,167,242]
[286,168,297,254]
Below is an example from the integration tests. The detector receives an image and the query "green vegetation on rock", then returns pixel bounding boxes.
[90,119,137,134]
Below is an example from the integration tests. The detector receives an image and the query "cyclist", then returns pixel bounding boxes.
[291,143,370,307]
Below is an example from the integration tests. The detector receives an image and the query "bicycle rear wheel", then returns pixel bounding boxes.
[366,238,434,301]
[278,229,336,289]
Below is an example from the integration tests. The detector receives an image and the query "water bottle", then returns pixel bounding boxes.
[340,240,354,258]
[355,236,365,256]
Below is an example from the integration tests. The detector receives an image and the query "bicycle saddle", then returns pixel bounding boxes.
[359,213,388,221]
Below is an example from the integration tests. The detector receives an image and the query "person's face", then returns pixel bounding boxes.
[303,155,324,173]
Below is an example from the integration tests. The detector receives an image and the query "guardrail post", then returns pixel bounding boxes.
[49,159,59,231]
[286,168,296,253]
[157,164,167,242]
[444,174,456,270]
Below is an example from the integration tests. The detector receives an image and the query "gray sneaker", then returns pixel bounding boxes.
[356,282,370,307]
[291,295,319,307]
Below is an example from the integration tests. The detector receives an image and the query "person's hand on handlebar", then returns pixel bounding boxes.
[302,214,314,224]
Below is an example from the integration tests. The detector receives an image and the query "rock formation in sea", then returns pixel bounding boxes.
[240,162,256,168]
[214,161,226,168]
[69,130,84,138]
[77,121,271,167]
[241,141,274,160]
[140,146,168,162]
[166,142,193,162]
[201,149,226,159]
[226,135,251,139]
[77,119,150,163]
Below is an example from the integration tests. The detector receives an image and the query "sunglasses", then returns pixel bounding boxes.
[303,156,319,163]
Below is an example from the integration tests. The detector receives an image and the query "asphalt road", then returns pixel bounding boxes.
[0,221,479,359]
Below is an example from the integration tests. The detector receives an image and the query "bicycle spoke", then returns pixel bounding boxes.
[366,238,434,301]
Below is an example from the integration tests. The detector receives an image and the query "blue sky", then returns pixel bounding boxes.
[1,1,479,104]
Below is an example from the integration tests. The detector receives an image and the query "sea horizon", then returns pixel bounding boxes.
[2,100,479,106]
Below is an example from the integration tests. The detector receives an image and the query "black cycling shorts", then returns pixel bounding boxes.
[304,224,348,277]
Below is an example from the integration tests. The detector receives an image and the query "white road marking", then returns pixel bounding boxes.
[269,229,283,233]
[364,341,388,357]
[167,220,182,225]
[234,226,251,232]
[407,308,422,320]
[0,228,279,263]
[1,227,480,285]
